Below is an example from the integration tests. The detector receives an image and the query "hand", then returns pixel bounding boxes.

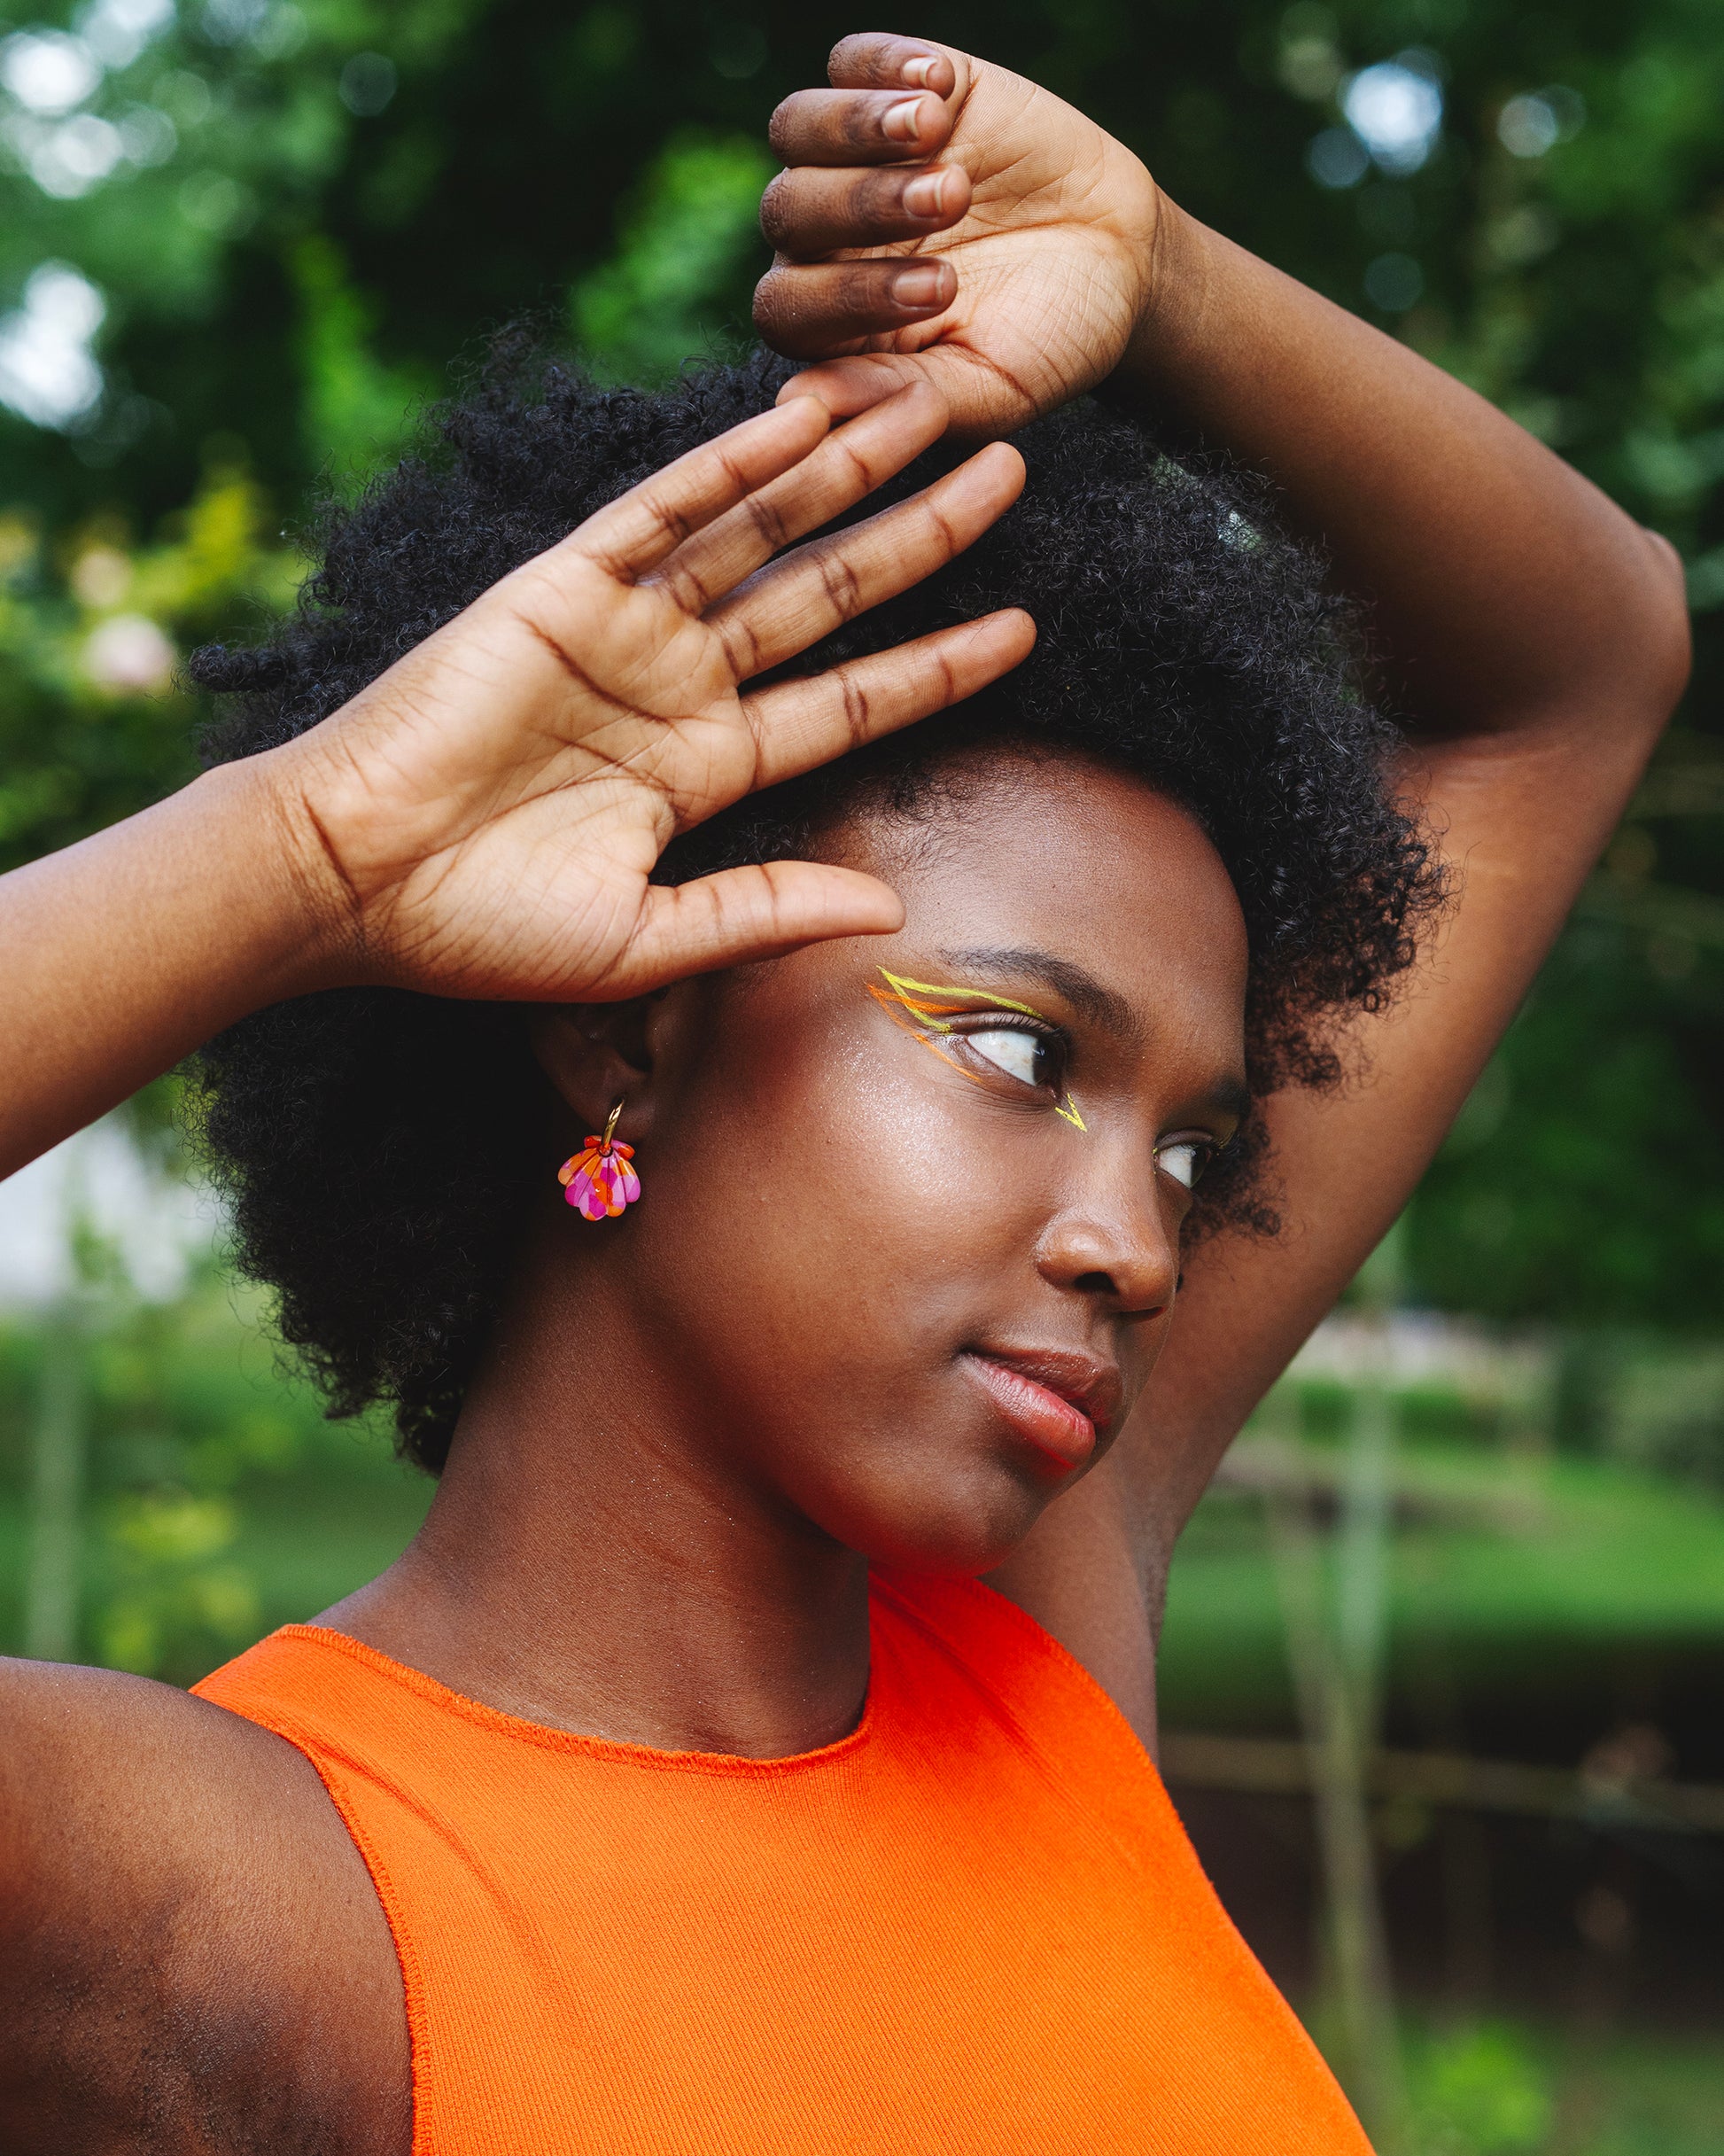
[275,383,1032,1001]
[754,33,1161,440]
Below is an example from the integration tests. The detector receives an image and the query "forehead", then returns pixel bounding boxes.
[843,755,1249,1044]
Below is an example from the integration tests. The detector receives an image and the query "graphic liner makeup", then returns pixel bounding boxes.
[868,969,1087,1130]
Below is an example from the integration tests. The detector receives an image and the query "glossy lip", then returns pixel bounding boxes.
[959,1345,1122,1473]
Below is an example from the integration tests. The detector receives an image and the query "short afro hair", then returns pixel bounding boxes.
[190,341,1441,1474]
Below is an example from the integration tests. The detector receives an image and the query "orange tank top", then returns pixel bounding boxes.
[195,1569,1368,2155]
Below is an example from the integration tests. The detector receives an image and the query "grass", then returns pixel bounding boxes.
[1394,2016,1724,2154]
[1158,1436,1724,1753]
[4,1294,1724,2135]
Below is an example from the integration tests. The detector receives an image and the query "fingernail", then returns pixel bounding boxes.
[882,97,923,143]
[901,55,934,88]
[892,264,948,311]
[903,171,946,219]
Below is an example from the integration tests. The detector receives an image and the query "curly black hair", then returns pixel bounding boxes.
[190,341,1441,1474]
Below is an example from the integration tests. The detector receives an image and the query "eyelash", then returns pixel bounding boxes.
[946,1016,1069,1095]
[937,1013,1221,1190]
[1155,1137,1216,1192]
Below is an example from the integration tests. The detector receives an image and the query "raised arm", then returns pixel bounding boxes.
[1095,207,1687,1548]
[756,35,1689,1713]
[0,387,1031,1182]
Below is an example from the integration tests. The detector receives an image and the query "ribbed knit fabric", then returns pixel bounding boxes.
[194,1570,1370,2154]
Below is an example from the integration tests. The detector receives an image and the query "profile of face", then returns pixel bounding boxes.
[528,753,1249,1577]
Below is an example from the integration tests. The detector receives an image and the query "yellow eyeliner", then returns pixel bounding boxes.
[869,970,1087,1132]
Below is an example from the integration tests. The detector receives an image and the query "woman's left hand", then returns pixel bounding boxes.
[754,33,1161,441]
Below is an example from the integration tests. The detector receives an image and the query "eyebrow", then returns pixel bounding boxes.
[937,945,1140,1041]
[938,943,1253,1125]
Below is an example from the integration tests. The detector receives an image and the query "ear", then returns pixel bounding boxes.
[527,998,658,1140]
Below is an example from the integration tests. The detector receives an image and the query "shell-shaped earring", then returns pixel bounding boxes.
[557,1101,641,1220]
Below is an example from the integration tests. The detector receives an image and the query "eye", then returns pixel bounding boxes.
[963,1024,1051,1087]
[1156,1139,1212,1190]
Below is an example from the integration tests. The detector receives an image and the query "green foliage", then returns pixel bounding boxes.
[573,133,778,384]
[0,0,1720,1321]
[0,457,299,869]
[1158,1414,1724,1736]
[1413,925,1724,1326]
[0,1270,429,1683]
[1408,2021,1553,2154]
[291,231,435,479]
[1399,2019,1724,2156]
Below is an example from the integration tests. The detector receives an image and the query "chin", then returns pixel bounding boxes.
[813,1446,1048,1581]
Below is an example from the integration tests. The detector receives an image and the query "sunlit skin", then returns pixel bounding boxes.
[325,758,1247,1751]
[866,970,1094,1130]
[0,27,1689,2152]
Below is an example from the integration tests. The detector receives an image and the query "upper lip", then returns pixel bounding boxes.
[966,1344,1124,1433]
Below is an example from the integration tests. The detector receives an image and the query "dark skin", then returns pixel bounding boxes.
[0,32,1689,2152]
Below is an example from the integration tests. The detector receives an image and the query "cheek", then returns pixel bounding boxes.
[626,1012,1040,1405]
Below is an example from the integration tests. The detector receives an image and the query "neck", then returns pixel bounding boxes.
[319,1226,872,1760]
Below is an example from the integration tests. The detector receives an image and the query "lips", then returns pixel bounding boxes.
[959,1346,1122,1473]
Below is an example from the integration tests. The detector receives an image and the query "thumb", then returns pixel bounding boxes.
[595,862,906,996]
[780,347,1024,443]
[778,353,938,422]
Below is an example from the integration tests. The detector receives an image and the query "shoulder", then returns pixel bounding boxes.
[0,1652,323,1924]
[0,1654,408,2154]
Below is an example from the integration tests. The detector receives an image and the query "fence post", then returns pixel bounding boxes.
[1266,1214,1411,2149]
[24,1293,88,1662]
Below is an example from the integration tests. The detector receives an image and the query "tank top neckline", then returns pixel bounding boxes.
[279,1595,894,1779]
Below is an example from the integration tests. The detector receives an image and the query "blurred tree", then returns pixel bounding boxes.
[1,0,1721,1327]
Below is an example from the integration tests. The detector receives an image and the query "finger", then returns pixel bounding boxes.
[775,354,938,423]
[759,161,971,259]
[710,442,1027,681]
[735,608,1037,793]
[652,380,950,613]
[768,86,954,169]
[827,33,959,97]
[609,861,907,992]
[755,259,955,359]
[573,398,829,580]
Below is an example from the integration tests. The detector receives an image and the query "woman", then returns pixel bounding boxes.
[0,34,1686,2155]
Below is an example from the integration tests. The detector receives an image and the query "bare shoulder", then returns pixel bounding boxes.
[0,1656,409,2155]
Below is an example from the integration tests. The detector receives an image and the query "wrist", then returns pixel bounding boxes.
[182,751,365,1004]
[1114,194,1221,407]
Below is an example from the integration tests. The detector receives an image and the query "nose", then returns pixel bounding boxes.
[1033,1157,1179,1318]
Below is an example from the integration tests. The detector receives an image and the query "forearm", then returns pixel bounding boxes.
[1121,202,1689,740]
[0,759,335,1179]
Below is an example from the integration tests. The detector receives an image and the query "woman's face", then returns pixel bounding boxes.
[559,755,1249,1576]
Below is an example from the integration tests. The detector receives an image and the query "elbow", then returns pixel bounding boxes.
[1627,525,1693,736]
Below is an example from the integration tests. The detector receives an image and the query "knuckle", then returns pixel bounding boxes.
[745,490,791,557]
[757,171,795,246]
[765,96,802,158]
[838,666,871,743]
[750,268,786,334]
[858,167,899,221]
[817,547,865,621]
[719,612,765,681]
[827,34,872,83]
[842,94,890,152]
[832,261,896,324]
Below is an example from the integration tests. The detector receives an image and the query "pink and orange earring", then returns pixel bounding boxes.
[557,1101,641,1220]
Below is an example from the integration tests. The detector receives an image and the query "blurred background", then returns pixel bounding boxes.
[1,0,1721,2147]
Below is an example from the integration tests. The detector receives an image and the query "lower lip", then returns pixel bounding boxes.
[961,1354,1098,1473]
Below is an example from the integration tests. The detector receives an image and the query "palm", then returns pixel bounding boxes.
[280,389,1031,1005]
[321,574,757,996]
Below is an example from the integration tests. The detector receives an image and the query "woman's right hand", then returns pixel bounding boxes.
[274,381,1032,1004]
